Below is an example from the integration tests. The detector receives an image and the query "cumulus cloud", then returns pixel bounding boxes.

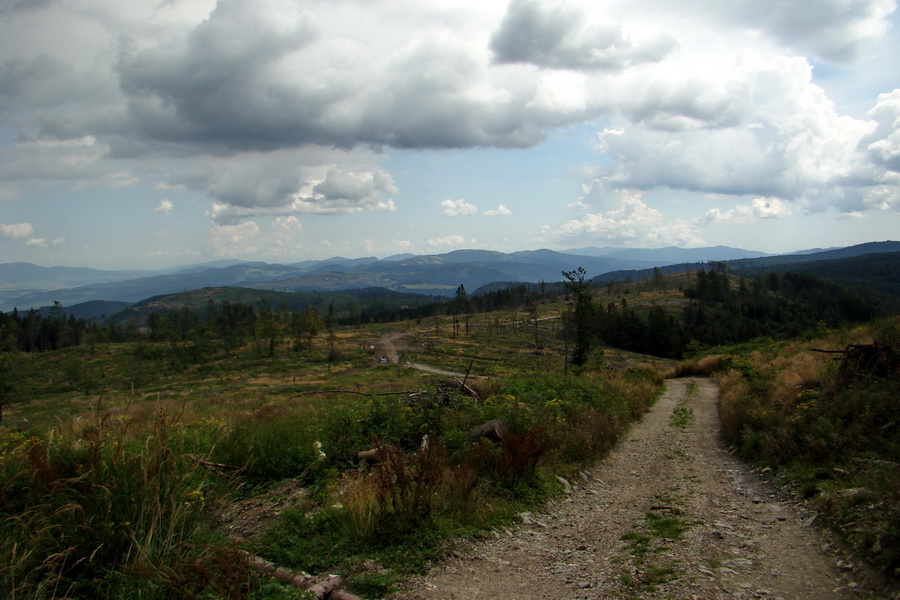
[209,221,262,256]
[539,190,703,247]
[426,234,473,248]
[109,0,609,154]
[440,199,478,217]
[154,199,173,214]
[0,222,33,239]
[598,56,888,212]
[24,235,65,248]
[0,0,898,264]
[717,0,896,63]
[272,215,302,233]
[706,197,793,223]
[483,204,513,216]
[864,89,900,173]
[268,215,304,252]
[172,148,398,223]
[490,0,676,71]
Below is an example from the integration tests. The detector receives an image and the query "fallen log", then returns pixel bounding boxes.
[244,552,363,600]
[290,389,421,400]
[452,377,481,402]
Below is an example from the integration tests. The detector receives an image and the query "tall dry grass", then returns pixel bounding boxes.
[714,318,900,581]
[0,404,244,600]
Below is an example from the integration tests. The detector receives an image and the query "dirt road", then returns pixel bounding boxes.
[392,378,879,600]
[374,333,470,378]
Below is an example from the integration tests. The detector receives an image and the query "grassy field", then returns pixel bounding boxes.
[1,296,666,600]
[4,280,896,598]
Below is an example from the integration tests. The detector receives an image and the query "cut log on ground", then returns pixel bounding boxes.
[244,552,363,600]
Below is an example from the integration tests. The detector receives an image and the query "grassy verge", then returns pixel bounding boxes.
[615,495,693,596]
[686,317,900,584]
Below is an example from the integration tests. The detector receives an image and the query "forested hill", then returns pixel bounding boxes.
[593,246,900,306]
[592,268,882,360]
[741,251,900,305]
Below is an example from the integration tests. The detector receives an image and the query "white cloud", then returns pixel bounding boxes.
[440,199,478,217]
[490,0,676,71]
[864,89,900,173]
[154,199,173,214]
[0,0,898,267]
[209,221,262,256]
[24,236,63,247]
[272,215,302,233]
[705,197,793,223]
[716,0,896,63]
[426,234,473,248]
[483,204,512,216]
[539,190,704,247]
[597,56,888,213]
[0,222,34,239]
[177,148,399,223]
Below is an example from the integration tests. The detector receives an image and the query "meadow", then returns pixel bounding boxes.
[2,272,897,598]
[0,297,664,599]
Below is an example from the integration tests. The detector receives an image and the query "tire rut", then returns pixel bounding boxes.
[391,377,879,600]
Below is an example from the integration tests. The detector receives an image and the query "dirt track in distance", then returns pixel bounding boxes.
[391,377,885,600]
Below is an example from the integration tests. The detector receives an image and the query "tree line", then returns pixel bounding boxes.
[0,268,882,363]
[565,266,879,362]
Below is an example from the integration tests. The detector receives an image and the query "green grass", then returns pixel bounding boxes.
[615,502,691,595]
[669,406,694,429]
[1,303,665,599]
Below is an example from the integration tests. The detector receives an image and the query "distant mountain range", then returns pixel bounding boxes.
[1,242,898,313]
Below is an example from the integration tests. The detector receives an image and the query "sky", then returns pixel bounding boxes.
[1,0,899,270]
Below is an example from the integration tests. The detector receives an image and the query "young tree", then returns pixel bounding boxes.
[562,267,598,369]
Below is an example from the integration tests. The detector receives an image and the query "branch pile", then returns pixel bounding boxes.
[810,342,899,381]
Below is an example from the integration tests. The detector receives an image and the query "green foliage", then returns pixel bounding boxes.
[599,267,885,359]
[0,408,242,600]
[616,504,689,593]
[213,415,322,484]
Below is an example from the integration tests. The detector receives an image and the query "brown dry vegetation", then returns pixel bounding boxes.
[686,317,900,586]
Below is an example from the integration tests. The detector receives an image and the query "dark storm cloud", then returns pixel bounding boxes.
[117,0,325,149]
[0,0,55,16]
[490,0,676,70]
[114,0,606,154]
